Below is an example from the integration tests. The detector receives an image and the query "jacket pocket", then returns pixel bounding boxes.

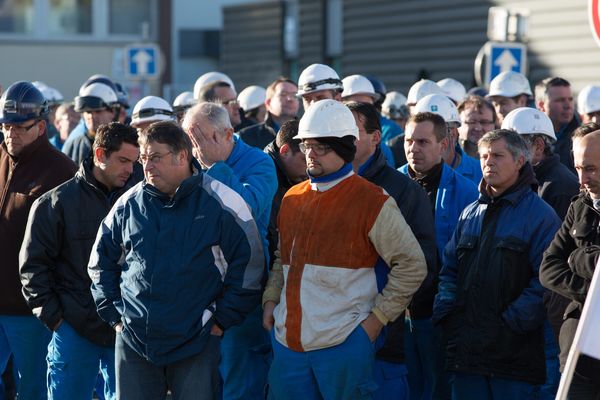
[455,235,477,300]
[497,236,530,310]
[570,220,597,245]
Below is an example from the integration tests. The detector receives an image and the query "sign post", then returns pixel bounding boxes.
[483,41,527,88]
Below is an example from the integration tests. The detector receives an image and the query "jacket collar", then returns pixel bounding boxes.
[144,158,202,203]
[357,146,385,178]
[2,132,50,164]
[264,140,296,189]
[533,154,560,177]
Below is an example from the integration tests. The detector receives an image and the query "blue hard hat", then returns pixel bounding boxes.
[365,75,387,98]
[0,81,49,124]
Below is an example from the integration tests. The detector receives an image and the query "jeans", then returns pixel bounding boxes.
[0,315,51,400]
[46,321,115,400]
[268,325,377,400]
[451,372,536,400]
[220,306,270,399]
[115,331,221,400]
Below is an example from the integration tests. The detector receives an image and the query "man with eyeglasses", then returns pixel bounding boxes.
[457,95,497,158]
[19,122,140,400]
[196,80,243,130]
[262,99,426,399]
[239,77,299,150]
[182,102,277,399]
[88,121,264,400]
[0,81,76,400]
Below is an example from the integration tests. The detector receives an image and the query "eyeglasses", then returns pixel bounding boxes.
[2,120,39,134]
[299,142,332,156]
[139,151,173,164]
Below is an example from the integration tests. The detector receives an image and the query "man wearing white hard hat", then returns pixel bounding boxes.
[172,91,196,124]
[237,85,267,130]
[486,71,532,125]
[502,107,579,400]
[296,63,343,110]
[578,85,600,124]
[262,99,426,399]
[193,71,236,100]
[131,96,175,132]
[239,77,300,150]
[535,77,580,173]
[196,80,242,130]
[414,94,482,184]
[406,79,444,113]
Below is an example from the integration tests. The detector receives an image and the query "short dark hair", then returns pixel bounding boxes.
[197,81,233,103]
[276,119,301,153]
[572,122,600,140]
[478,128,530,162]
[535,77,571,103]
[93,122,138,158]
[138,121,193,161]
[408,112,448,142]
[266,77,297,100]
[345,101,381,134]
[457,95,497,125]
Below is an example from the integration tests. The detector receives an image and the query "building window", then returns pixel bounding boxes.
[109,0,151,36]
[48,0,92,34]
[0,0,34,33]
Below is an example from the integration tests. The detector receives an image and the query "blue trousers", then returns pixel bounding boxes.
[0,315,51,400]
[451,372,536,400]
[269,325,377,400]
[539,320,560,400]
[116,332,221,400]
[46,321,115,400]
[220,306,270,400]
[373,360,409,400]
[404,318,436,400]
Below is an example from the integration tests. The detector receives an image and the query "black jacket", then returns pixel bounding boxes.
[360,147,437,363]
[540,192,600,381]
[239,115,279,150]
[264,141,300,270]
[19,159,139,346]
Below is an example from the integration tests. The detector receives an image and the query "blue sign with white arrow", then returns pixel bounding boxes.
[125,44,160,79]
[483,41,527,87]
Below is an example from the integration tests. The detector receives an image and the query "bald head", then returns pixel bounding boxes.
[573,129,600,199]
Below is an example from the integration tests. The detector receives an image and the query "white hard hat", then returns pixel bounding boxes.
[74,82,118,112]
[131,96,174,127]
[487,71,532,98]
[172,91,196,113]
[381,91,408,119]
[295,99,358,140]
[577,85,600,115]
[341,75,380,101]
[297,63,343,96]
[437,78,466,103]
[237,85,266,111]
[414,94,461,126]
[193,71,236,100]
[406,79,444,106]
[501,107,556,141]
[32,82,64,106]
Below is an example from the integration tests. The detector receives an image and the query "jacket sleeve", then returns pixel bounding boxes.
[207,154,277,221]
[502,208,562,333]
[18,195,64,330]
[540,202,592,304]
[569,246,600,280]
[213,200,265,329]
[368,197,427,324]
[87,206,125,328]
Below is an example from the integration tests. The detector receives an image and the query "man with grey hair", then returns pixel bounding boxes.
[182,102,277,399]
[433,129,561,399]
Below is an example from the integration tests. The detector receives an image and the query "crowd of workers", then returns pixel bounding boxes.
[0,62,600,400]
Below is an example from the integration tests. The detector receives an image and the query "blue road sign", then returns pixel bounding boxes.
[125,44,160,79]
[483,41,527,87]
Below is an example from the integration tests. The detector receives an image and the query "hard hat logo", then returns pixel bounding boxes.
[431,105,438,112]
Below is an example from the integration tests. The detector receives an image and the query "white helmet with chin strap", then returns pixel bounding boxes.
[295,99,358,139]
[297,64,343,96]
[501,107,556,141]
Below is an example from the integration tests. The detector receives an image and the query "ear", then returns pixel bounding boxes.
[440,135,450,154]
[370,130,381,146]
[224,127,234,142]
[37,119,46,137]
[516,154,526,169]
[279,143,290,158]
[94,146,106,164]
[536,99,546,112]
